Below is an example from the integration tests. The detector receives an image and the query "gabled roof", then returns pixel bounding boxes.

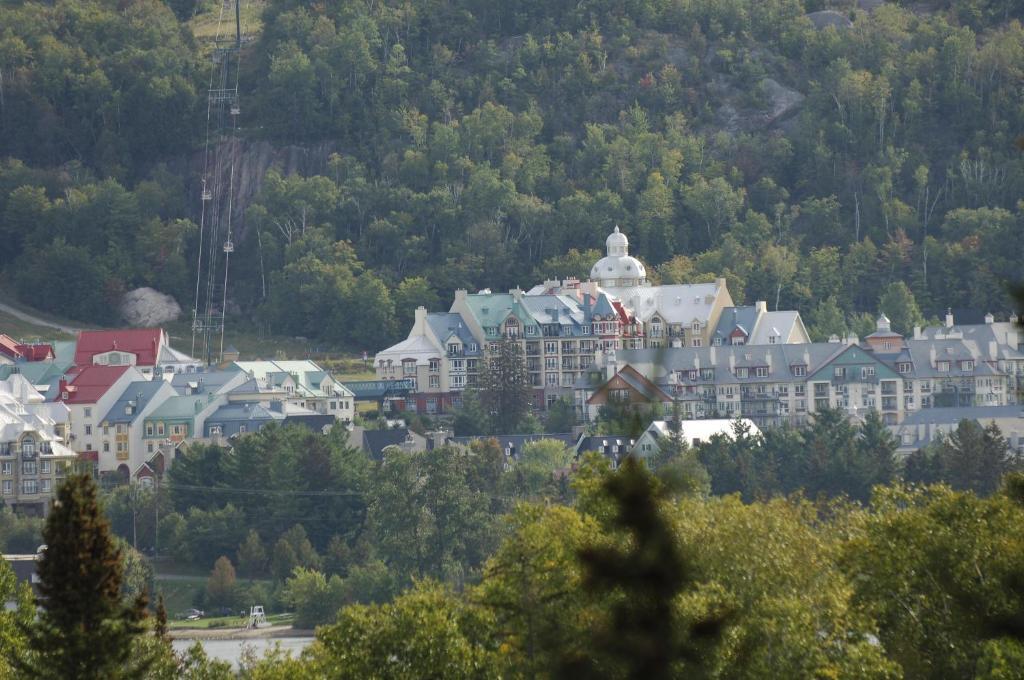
[101,380,171,425]
[374,335,441,366]
[0,335,55,362]
[362,428,425,458]
[426,313,477,349]
[147,394,210,421]
[897,405,1024,427]
[60,366,132,404]
[750,310,804,345]
[207,402,283,423]
[75,328,165,367]
[170,370,241,396]
[589,365,673,404]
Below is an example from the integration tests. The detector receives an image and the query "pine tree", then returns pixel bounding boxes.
[19,474,149,679]
[237,529,267,578]
[480,337,533,434]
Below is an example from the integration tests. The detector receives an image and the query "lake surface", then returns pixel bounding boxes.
[172,636,314,669]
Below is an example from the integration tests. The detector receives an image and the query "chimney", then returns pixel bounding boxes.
[945,309,954,328]
[728,352,735,373]
[1008,330,1019,351]
[802,349,810,367]
[605,349,618,381]
[708,345,716,365]
[765,351,772,373]
[984,312,994,324]
[913,325,922,340]
[510,287,523,302]
[454,289,468,304]
[989,341,998,361]
[755,300,767,314]
[413,306,428,334]
[929,345,937,367]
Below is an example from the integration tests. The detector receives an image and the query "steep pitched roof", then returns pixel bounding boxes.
[60,366,131,404]
[74,329,164,367]
[101,380,171,425]
[0,335,54,362]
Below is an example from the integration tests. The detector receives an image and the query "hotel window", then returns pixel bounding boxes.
[1,462,10,475]
[429,375,440,389]
[403,361,417,375]
[961,360,974,371]
[834,367,846,378]
[116,424,127,434]
[691,338,702,347]
[157,423,165,435]
[545,373,559,386]
[692,322,701,332]
[84,408,92,418]
[792,365,806,377]
[41,480,51,493]
[41,461,50,474]
[85,425,92,436]
[1,481,10,495]
[448,343,459,354]
[755,367,769,377]
[429,359,440,373]
[145,424,153,436]
[22,461,36,476]
[937,361,950,372]
[769,336,778,344]
[898,362,912,374]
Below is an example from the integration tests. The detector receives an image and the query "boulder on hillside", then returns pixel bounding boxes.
[120,288,182,327]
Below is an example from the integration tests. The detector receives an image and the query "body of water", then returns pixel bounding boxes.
[172,636,314,669]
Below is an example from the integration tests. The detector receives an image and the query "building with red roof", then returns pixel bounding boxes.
[74,329,201,379]
[0,335,55,362]
[55,365,146,463]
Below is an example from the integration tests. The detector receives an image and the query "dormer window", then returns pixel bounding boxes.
[960,360,974,371]
[898,362,912,374]
[448,343,460,354]
[792,365,806,377]
[937,360,950,372]
[692,322,701,332]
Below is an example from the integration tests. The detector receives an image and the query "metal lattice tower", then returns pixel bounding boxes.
[192,0,245,366]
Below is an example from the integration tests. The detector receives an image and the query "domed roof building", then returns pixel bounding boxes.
[590,227,647,289]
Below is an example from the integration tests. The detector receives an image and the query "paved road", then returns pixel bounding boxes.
[0,299,82,335]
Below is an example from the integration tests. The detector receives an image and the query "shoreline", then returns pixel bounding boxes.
[170,624,315,641]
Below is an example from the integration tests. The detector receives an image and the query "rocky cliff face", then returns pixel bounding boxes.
[186,139,340,244]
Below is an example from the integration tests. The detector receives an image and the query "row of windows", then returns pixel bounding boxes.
[1,460,58,475]
[1,479,51,495]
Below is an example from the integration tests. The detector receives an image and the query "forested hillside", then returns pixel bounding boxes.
[0,0,1022,347]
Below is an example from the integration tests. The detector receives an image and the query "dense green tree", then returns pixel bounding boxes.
[479,338,533,434]
[879,281,926,335]
[19,475,150,679]
[237,530,268,579]
[205,556,238,609]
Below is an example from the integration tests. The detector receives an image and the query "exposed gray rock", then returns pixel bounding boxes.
[714,78,805,134]
[806,10,853,30]
[120,288,182,327]
[857,0,886,11]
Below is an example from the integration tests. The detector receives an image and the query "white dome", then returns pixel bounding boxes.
[591,255,647,284]
[606,226,628,253]
[591,226,647,286]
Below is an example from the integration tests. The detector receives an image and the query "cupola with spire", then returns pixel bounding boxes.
[590,226,648,289]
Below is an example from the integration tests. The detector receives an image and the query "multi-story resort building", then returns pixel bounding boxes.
[580,313,1023,428]
[376,226,1022,430]
[376,227,809,414]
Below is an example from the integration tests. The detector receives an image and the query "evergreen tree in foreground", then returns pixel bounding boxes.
[19,474,149,679]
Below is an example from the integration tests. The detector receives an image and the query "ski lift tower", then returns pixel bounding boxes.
[191,0,245,366]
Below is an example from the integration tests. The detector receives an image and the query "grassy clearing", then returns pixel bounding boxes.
[155,576,207,618]
[0,310,76,342]
[189,0,266,47]
[168,612,294,630]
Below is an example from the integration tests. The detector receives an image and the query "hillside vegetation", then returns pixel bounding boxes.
[0,0,1022,347]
